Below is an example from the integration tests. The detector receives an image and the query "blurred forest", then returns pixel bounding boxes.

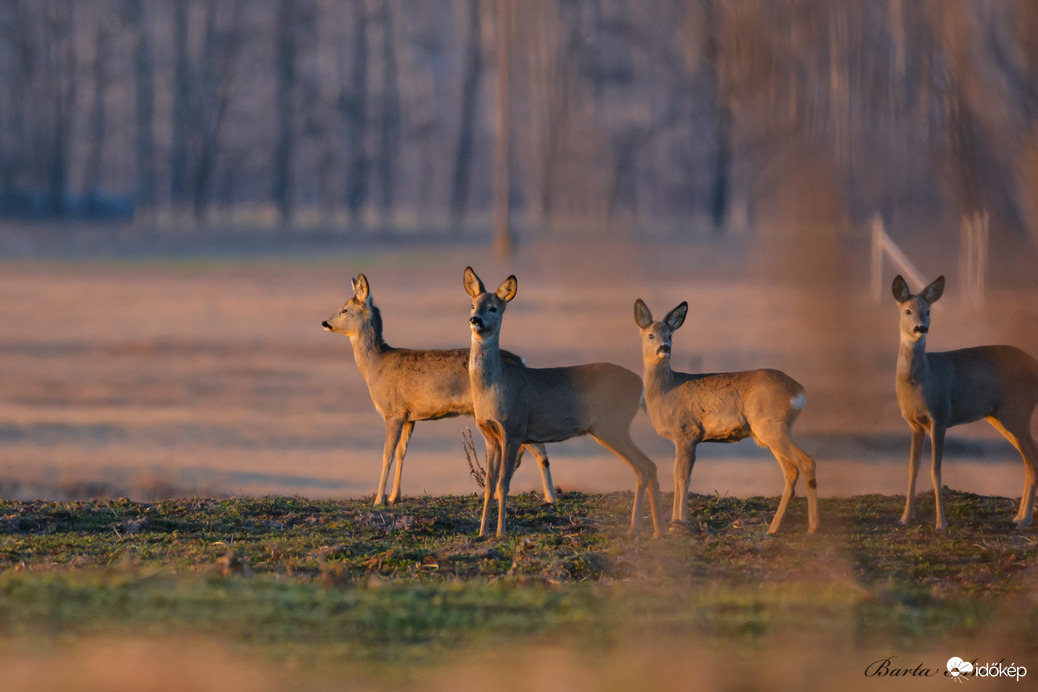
[2,0,1038,244]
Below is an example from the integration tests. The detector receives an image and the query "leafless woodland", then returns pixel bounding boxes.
[3,0,1038,247]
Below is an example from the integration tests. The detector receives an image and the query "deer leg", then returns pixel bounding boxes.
[479,435,502,538]
[767,456,798,535]
[525,443,557,504]
[591,431,665,538]
[496,438,523,538]
[387,420,414,504]
[899,426,926,525]
[672,441,697,523]
[1017,439,1038,529]
[930,425,947,533]
[376,419,405,506]
[766,436,818,535]
[986,417,1038,528]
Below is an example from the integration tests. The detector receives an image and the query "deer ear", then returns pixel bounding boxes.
[664,302,688,331]
[354,274,370,302]
[921,275,945,305]
[496,275,517,302]
[634,299,653,329]
[463,266,485,298]
[891,275,911,303]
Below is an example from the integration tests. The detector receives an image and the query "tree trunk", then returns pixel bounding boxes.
[377,0,399,229]
[272,0,297,227]
[492,0,513,259]
[450,0,482,228]
[344,1,370,227]
[124,0,156,215]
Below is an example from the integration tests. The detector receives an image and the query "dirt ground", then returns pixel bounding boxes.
[3,234,1038,503]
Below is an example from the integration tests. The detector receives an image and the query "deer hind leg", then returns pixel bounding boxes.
[900,426,926,525]
[761,433,818,535]
[672,440,697,523]
[376,418,406,506]
[753,417,818,535]
[930,424,947,533]
[524,443,557,504]
[986,416,1038,528]
[387,420,415,504]
[591,430,665,538]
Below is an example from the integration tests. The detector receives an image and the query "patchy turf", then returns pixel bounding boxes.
[0,490,1035,683]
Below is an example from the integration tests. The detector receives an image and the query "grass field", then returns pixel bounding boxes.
[3,239,1038,689]
[1,490,1035,690]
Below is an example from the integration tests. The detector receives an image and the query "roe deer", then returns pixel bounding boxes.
[322,273,556,506]
[634,299,819,534]
[463,267,665,538]
[891,274,1038,530]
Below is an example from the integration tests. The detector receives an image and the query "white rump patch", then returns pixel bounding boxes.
[790,392,807,411]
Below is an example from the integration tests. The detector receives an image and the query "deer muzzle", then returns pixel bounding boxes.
[469,316,484,330]
[321,320,333,331]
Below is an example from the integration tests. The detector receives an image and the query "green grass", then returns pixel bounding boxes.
[1,491,1036,684]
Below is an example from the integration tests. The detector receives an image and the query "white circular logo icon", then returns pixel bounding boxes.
[947,657,974,682]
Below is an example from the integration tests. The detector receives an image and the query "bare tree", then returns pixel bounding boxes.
[376,0,400,228]
[123,0,156,216]
[82,2,118,200]
[450,0,483,227]
[343,0,370,226]
[272,0,299,227]
[492,0,513,258]
[43,0,77,217]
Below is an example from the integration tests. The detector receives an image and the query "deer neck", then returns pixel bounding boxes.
[643,359,676,394]
[349,324,387,377]
[469,332,503,392]
[896,334,929,387]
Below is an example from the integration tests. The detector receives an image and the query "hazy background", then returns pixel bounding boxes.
[3,0,1038,502]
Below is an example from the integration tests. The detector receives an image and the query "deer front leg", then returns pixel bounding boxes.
[387,420,414,504]
[495,438,523,537]
[899,426,925,525]
[376,418,406,506]
[672,440,697,523]
[930,424,947,533]
[479,437,502,538]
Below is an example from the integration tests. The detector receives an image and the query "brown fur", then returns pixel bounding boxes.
[634,298,819,534]
[464,267,665,538]
[323,273,555,505]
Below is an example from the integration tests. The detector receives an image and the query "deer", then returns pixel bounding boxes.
[463,267,666,538]
[322,273,556,506]
[633,299,819,534]
[891,274,1038,531]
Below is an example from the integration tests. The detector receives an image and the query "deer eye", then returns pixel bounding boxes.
[489,306,497,312]
[905,309,912,315]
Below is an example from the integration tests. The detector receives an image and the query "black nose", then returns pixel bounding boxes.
[914,325,928,334]
[321,321,331,329]
[470,316,483,328]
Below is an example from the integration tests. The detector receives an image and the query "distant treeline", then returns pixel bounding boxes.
[1,0,1037,241]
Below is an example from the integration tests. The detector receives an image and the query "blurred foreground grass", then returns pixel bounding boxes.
[1,491,1036,690]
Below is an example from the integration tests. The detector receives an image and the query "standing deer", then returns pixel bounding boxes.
[633,299,819,534]
[322,273,556,506]
[463,267,665,538]
[891,274,1038,530]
